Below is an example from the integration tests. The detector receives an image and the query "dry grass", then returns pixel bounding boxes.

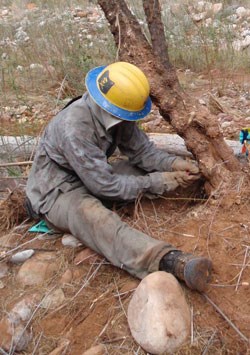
[0,188,27,231]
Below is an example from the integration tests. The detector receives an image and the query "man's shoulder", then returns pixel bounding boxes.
[55,95,92,127]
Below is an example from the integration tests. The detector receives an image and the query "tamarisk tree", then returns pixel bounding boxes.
[97,0,241,196]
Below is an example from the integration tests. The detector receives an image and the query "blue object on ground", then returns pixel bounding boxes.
[28,220,54,234]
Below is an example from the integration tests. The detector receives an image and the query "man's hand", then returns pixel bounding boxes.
[171,158,200,175]
[162,171,200,191]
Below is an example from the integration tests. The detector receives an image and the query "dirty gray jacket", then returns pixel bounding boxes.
[26,93,176,215]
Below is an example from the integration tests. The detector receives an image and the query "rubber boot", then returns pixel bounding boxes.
[159,251,212,292]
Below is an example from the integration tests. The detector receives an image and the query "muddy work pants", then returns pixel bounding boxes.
[45,161,174,279]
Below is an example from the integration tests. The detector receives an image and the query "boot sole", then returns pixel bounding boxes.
[184,258,212,292]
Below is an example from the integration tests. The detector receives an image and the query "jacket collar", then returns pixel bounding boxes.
[84,93,122,135]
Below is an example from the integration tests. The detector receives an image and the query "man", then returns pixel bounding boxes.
[26,62,212,292]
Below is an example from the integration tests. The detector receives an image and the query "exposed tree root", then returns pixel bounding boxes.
[0,188,28,231]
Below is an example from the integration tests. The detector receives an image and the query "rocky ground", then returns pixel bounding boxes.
[0,1,250,354]
[0,177,249,354]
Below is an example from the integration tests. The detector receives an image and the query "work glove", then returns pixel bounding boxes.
[162,171,200,191]
[171,158,200,175]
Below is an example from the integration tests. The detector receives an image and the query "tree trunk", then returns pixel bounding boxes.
[0,135,242,160]
[97,0,241,195]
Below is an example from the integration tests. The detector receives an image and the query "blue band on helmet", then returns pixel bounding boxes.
[85,66,152,121]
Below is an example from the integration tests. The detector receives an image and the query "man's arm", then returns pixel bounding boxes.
[116,122,177,172]
[63,133,166,201]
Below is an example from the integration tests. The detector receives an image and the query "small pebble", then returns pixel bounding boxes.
[10,250,35,264]
[62,234,82,248]
[241,282,249,287]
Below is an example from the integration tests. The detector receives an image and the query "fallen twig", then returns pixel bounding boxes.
[31,332,43,355]
[0,161,33,168]
[0,234,47,260]
[190,306,194,345]
[114,278,127,319]
[202,330,217,355]
[203,293,249,343]
[168,230,196,238]
[159,196,207,202]
[235,246,249,291]
[0,347,8,355]
[103,336,127,344]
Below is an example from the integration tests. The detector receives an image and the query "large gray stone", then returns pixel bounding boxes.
[128,272,190,355]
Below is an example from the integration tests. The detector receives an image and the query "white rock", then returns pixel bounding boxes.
[10,295,39,323]
[199,99,206,105]
[128,272,190,355]
[10,249,35,264]
[192,12,206,22]
[205,18,212,26]
[1,53,8,60]
[241,29,250,38]
[233,35,250,51]
[242,35,250,49]
[221,121,232,128]
[30,63,44,70]
[212,3,223,15]
[196,1,212,12]
[40,288,65,309]
[236,7,247,18]
[2,9,9,16]
[62,234,82,248]
[0,318,31,352]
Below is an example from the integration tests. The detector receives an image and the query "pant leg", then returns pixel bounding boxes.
[45,186,175,279]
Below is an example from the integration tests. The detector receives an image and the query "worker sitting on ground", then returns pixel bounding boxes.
[26,62,212,292]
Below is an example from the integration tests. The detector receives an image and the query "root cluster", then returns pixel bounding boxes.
[0,189,28,231]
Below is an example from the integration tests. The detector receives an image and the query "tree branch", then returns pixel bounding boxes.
[142,0,173,71]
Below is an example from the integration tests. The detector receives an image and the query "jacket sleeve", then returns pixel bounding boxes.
[117,122,177,172]
[63,133,165,201]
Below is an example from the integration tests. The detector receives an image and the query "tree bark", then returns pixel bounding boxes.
[97,0,241,194]
[142,0,172,70]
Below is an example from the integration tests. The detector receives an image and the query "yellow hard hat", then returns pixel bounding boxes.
[85,62,152,121]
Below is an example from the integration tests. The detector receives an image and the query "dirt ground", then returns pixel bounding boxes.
[0,182,250,354]
[0,72,250,354]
